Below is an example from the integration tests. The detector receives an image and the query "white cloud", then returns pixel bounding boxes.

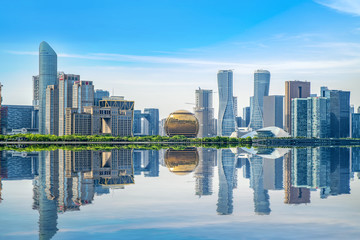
[316,0,360,16]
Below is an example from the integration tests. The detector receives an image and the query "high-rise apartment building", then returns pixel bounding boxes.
[217,70,236,136]
[292,97,330,138]
[194,88,216,137]
[58,72,80,136]
[291,99,308,137]
[307,97,330,138]
[45,85,59,135]
[249,70,270,130]
[73,81,94,113]
[39,41,57,134]
[285,81,311,134]
[321,87,350,138]
[94,89,110,106]
[263,95,283,128]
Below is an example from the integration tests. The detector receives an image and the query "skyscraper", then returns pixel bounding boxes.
[58,72,80,136]
[291,98,308,137]
[243,106,250,128]
[194,88,216,137]
[352,113,360,138]
[263,95,283,128]
[285,81,311,134]
[217,70,236,136]
[249,70,270,130]
[32,75,39,129]
[321,87,350,138]
[39,41,57,134]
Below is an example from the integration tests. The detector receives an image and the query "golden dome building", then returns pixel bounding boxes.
[165,148,199,175]
[165,110,199,137]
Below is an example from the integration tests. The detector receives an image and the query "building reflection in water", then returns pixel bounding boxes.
[217,149,237,215]
[0,146,357,239]
[194,148,216,197]
[164,148,199,175]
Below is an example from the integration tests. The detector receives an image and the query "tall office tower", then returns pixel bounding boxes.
[58,72,80,136]
[284,151,311,204]
[249,70,270,130]
[32,75,40,129]
[352,113,360,138]
[285,81,311,134]
[249,155,271,215]
[144,108,159,135]
[321,87,350,138]
[159,118,166,136]
[39,41,57,134]
[45,85,59,135]
[307,97,330,138]
[235,116,243,128]
[217,70,236,136]
[351,105,355,114]
[73,81,94,113]
[243,106,250,128]
[291,98,308,137]
[94,89,110,106]
[233,96,238,117]
[217,149,236,215]
[194,148,216,196]
[263,95,283,128]
[194,88,216,137]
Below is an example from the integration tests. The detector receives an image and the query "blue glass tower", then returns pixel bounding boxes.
[39,41,57,134]
[249,70,270,130]
[217,70,236,136]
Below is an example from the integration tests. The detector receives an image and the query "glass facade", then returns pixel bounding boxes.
[39,41,57,134]
[165,110,199,137]
[194,88,216,137]
[1,105,34,133]
[217,70,236,136]
[249,70,270,130]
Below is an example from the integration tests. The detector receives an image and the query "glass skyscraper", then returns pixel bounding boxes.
[39,41,57,134]
[194,88,216,137]
[217,70,236,136]
[321,87,350,138]
[249,70,270,130]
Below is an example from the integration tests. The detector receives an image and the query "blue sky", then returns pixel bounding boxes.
[1,0,360,117]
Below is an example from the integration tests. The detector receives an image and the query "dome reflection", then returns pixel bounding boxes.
[165,148,199,175]
[164,110,199,137]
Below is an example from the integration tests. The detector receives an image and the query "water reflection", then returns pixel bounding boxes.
[0,146,358,239]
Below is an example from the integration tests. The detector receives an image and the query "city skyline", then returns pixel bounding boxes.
[1,1,360,118]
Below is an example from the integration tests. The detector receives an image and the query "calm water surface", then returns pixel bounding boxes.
[0,147,360,239]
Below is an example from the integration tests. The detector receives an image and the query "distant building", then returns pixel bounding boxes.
[194,88,216,137]
[94,89,110,106]
[217,70,236,136]
[144,108,159,135]
[352,113,360,138]
[242,106,250,128]
[285,81,311,134]
[133,108,160,136]
[263,95,283,128]
[233,96,238,117]
[321,87,350,138]
[73,81,94,113]
[249,70,270,130]
[1,105,34,134]
[235,116,243,128]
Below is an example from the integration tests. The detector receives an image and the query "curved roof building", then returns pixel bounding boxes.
[164,110,199,137]
[240,126,290,139]
[39,41,57,134]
